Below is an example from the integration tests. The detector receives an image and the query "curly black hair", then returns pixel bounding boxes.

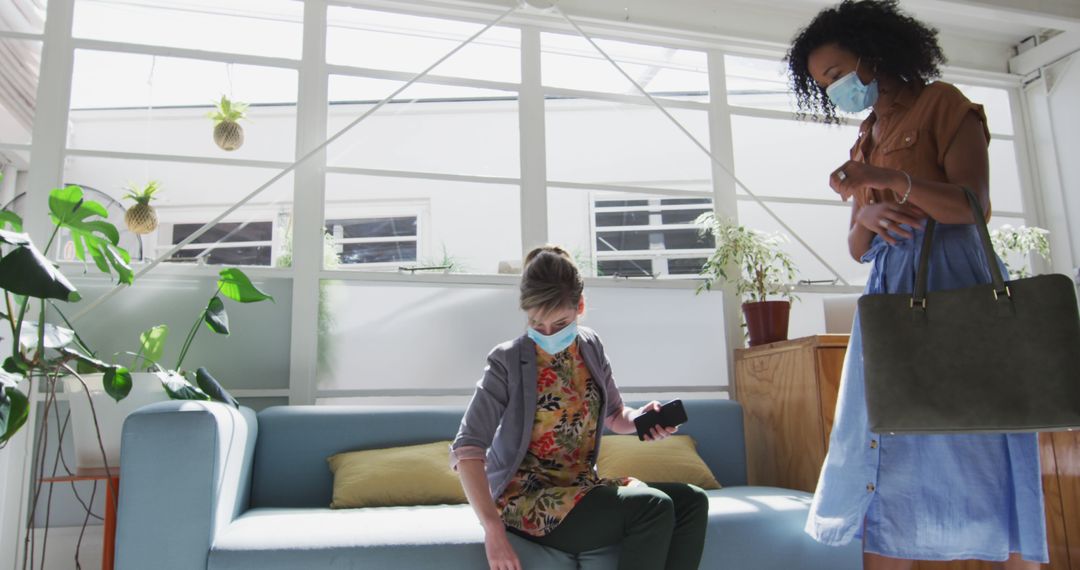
[785,0,946,122]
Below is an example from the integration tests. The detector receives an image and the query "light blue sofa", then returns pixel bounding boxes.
[115,399,860,569]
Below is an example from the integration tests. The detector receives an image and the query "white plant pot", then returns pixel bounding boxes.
[62,372,170,470]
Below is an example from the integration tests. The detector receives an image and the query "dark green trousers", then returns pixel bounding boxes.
[509,482,709,570]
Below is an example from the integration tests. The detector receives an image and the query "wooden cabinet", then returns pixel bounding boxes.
[733,335,1079,569]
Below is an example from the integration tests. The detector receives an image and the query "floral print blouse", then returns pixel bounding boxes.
[496,340,627,536]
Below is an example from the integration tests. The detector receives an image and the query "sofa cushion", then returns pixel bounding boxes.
[597,435,721,489]
[209,486,861,570]
[328,441,467,508]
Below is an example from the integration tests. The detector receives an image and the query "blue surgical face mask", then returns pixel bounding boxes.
[826,59,879,113]
[528,321,579,355]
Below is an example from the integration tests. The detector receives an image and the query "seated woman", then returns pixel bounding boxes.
[450,245,709,570]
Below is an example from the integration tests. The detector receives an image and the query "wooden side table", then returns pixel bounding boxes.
[40,467,119,570]
[733,334,848,493]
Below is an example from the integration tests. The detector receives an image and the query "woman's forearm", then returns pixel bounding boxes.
[849,222,874,261]
[887,170,987,225]
[457,459,504,531]
[607,405,641,434]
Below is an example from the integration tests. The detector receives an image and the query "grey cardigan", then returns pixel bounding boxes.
[449,326,626,501]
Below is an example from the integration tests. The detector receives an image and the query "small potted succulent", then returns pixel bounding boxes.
[696,212,798,347]
[123,180,161,235]
[209,95,248,151]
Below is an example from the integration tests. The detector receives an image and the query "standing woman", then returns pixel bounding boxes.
[786,1,1047,568]
[450,245,709,570]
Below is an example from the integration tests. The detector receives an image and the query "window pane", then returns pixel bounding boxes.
[1,3,45,33]
[0,39,40,145]
[62,155,293,266]
[327,217,417,239]
[725,55,794,113]
[172,222,272,244]
[955,84,1013,136]
[597,230,650,251]
[596,211,650,227]
[73,0,303,60]
[327,6,519,83]
[668,257,707,275]
[989,139,1024,214]
[325,173,520,274]
[340,242,417,264]
[327,76,519,178]
[546,99,711,185]
[597,259,653,277]
[661,208,710,225]
[662,229,713,249]
[69,51,298,162]
[171,245,272,266]
[542,32,708,100]
[732,114,859,200]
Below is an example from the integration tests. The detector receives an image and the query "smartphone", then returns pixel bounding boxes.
[633,399,689,441]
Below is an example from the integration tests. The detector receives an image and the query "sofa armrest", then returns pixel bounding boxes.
[115,401,258,570]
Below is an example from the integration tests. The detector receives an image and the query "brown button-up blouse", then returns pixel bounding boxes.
[850,80,991,211]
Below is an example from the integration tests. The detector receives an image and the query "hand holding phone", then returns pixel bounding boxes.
[633,399,689,441]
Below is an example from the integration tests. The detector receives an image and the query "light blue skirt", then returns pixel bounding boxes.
[804,223,1049,562]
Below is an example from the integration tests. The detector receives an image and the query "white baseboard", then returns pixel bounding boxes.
[19,525,104,570]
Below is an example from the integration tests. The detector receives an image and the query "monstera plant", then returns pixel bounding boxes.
[0,184,135,446]
[0,184,260,446]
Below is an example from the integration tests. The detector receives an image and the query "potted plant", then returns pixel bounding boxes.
[990,224,1051,279]
[209,95,249,151]
[695,212,798,347]
[62,267,273,469]
[123,180,161,235]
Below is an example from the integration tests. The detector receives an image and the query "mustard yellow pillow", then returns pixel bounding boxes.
[327,440,468,508]
[597,435,721,489]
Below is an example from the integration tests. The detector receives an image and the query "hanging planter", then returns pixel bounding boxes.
[209,95,248,151]
[123,180,161,235]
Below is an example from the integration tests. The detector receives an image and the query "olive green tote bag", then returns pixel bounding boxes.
[858,188,1080,434]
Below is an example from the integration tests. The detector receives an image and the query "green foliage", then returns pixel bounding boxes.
[0,184,134,444]
[137,325,168,368]
[990,224,1051,280]
[49,185,133,285]
[208,95,249,124]
[695,212,798,303]
[124,180,161,205]
[203,296,230,334]
[218,267,274,303]
[0,244,81,302]
[0,210,21,232]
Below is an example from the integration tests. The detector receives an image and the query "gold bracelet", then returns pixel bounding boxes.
[897,171,913,205]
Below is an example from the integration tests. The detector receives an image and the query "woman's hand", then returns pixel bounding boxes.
[854,201,927,246]
[483,524,522,570]
[829,160,906,203]
[637,401,678,442]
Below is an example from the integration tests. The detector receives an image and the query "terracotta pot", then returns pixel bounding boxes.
[742,300,791,347]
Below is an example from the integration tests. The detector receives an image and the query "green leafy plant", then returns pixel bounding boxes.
[1,184,134,445]
[129,268,275,406]
[990,224,1050,279]
[695,212,798,302]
